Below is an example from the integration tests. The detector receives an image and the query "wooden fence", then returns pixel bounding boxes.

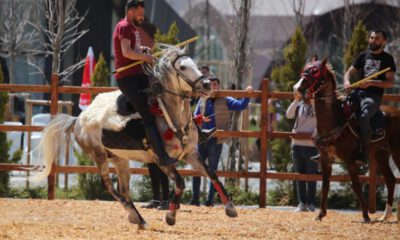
[1,74,400,212]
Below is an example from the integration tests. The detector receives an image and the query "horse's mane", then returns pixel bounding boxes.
[324,63,337,90]
[153,45,186,82]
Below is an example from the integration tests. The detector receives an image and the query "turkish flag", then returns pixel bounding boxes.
[79,47,96,110]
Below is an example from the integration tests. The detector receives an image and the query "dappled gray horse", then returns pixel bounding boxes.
[34,46,237,229]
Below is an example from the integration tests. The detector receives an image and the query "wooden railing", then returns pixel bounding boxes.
[1,74,400,212]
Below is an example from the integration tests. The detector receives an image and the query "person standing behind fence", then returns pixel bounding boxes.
[286,91,318,212]
[189,76,253,207]
[141,163,170,210]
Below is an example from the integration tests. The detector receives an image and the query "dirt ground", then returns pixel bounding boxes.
[0,198,399,240]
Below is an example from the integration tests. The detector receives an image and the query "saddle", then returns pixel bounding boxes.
[341,100,386,142]
[102,94,143,150]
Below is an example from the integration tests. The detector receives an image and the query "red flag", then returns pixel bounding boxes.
[79,47,96,110]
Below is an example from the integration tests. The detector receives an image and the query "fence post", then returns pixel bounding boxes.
[47,73,59,200]
[368,156,377,213]
[259,78,269,208]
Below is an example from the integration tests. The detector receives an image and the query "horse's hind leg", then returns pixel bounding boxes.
[186,152,238,218]
[110,156,148,228]
[158,165,185,226]
[316,153,332,221]
[374,149,395,221]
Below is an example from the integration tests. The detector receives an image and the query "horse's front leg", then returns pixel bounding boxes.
[346,158,370,223]
[186,152,238,218]
[159,165,185,226]
[316,153,332,221]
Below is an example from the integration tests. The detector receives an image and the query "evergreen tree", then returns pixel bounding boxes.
[343,20,368,79]
[154,22,179,48]
[270,26,307,172]
[0,63,20,196]
[269,26,307,205]
[91,53,110,87]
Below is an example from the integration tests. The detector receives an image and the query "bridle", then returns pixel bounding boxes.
[300,61,327,99]
[171,54,208,93]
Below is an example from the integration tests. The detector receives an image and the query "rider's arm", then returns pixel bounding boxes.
[358,71,395,89]
[121,38,153,64]
[344,66,359,88]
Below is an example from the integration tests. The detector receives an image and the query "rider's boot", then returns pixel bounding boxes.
[194,122,217,144]
[145,126,178,166]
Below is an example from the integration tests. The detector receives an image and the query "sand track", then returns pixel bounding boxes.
[0,198,398,239]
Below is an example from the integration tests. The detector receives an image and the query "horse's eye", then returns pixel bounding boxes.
[179,66,186,71]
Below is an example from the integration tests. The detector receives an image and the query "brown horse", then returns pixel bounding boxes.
[294,58,400,222]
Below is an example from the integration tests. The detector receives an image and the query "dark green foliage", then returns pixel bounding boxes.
[91,53,110,88]
[343,21,368,73]
[154,22,179,49]
[0,63,21,196]
[270,26,307,173]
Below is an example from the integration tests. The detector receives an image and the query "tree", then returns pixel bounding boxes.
[0,0,40,84]
[343,21,368,77]
[30,0,89,83]
[269,26,307,205]
[228,0,252,176]
[0,63,21,196]
[91,53,110,88]
[154,22,179,47]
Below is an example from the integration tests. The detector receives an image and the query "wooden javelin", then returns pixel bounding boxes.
[337,67,391,92]
[112,36,199,74]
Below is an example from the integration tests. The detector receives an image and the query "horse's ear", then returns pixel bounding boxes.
[182,45,188,54]
[321,57,328,66]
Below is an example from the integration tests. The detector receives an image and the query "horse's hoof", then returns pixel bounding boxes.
[315,212,325,221]
[362,217,371,223]
[225,201,238,218]
[166,210,176,226]
[138,222,149,230]
[128,212,142,225]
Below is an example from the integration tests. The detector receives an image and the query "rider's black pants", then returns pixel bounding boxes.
[117,74,155,128]
[358,91,381,153]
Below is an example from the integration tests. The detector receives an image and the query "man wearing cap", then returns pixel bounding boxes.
[190,77,253,206]
[113,0,177,166]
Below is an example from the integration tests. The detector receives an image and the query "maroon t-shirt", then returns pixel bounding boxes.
[113,18,143,80]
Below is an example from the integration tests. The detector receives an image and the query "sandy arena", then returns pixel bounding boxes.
[0,198,399,239]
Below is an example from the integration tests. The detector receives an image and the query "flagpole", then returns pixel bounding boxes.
[112,36,199,75]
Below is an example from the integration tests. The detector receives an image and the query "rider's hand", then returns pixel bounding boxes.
[143,54,154,64]
[357,80,373,89]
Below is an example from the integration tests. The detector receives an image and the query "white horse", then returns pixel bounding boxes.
[33,46,238,229]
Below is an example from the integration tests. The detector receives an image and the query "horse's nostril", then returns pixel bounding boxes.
[203,82,211,90]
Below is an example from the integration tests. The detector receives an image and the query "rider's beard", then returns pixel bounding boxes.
[133,17,143,26]
[368,43,382,51]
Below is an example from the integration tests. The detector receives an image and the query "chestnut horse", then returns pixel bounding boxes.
[294,58,400,222]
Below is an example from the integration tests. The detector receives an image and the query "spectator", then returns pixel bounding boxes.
[190,76,253,206]
[141,163,169,210]
[286,91,318,212]
[201,65,210,78]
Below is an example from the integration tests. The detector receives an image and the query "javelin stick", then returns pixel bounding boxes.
[112,36,199,74]
[337,67,391,92]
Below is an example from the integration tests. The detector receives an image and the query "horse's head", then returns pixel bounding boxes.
[293,58,336,99]
[155,46,211,98]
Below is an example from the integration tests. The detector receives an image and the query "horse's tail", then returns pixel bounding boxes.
[31,114,77,181]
